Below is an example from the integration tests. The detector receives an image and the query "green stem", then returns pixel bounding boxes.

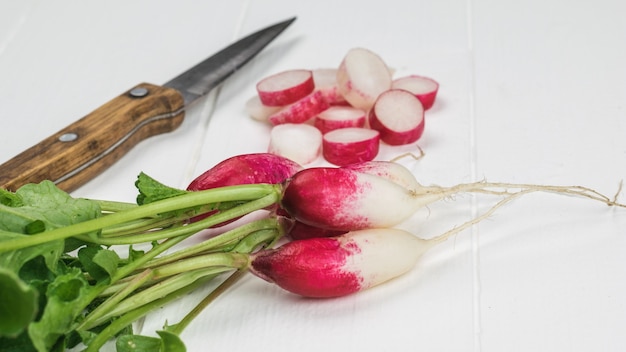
[170,269,248,335]
[93,199,139,213]
[84,272,216,352]
[86,267,232,329]
[151,252,248,280]
[88,193,277,246]
[0,183,280,252]
[77,269,155,331]
[141,217,280,269]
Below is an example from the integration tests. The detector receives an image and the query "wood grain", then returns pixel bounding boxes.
[0,83,185,193]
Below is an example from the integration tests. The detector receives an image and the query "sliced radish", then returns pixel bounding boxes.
[336,48,392,111]
[268,90,329,125]
[314,106,366,134]
[369,89,425,145]
[392,75,439,110]
[312,68,346,105]
[269,123,322,165]
[256,69,315,106]
[245,95,281,122]
[322,128,380,166]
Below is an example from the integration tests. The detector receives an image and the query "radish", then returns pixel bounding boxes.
[268,90,329,125]
[187,153,302,224]
[280,167,424,230]
[391,75,439,110]
[187,153,302,192]
[280,166,625,231]
[313,106,366,134]
[322,128,380,166]
[250,228,430,298]
[256,69,315,106]
[268,123,323,165]
[312,68,346,105]
[336,47,392,111]
[287,220,347,240]
[245,95,281,122]
[369,89,425,145]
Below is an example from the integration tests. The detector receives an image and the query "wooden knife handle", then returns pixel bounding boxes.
[0,83,185,193]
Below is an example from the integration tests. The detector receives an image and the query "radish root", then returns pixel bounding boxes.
[425,181,625,245]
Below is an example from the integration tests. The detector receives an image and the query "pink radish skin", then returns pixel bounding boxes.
[268,90,329,125]
[187,153,302,224]
[250,228,432,298]
[391,75,439,110]
[342,161,420,191]
[256,69,315,106]
[245,95,281,122]
[369,89,425,145]
[322,128,380,166]
[281,167,434,231]
[287,220,347,240]
[269,123,323,165]
[187,153,302,192]
[314,106,366,134]
[312,68,346,105]
[336,48,392,111]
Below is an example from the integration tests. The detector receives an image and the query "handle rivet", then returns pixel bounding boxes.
[129,87,149,98]
[59,133,78,142]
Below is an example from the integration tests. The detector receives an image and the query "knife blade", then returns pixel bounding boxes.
[0,17,296,193]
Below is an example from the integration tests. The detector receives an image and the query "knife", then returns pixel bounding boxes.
[0,17,296,193]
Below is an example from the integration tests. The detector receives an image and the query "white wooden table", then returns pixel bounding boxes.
[2,1,625,351]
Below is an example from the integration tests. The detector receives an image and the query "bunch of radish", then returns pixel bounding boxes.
[246,47,439,166]
[186,153,625,298]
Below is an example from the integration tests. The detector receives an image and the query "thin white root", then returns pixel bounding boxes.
[389,145,425,163]
[428,190,532,245]
[425,180,626,245]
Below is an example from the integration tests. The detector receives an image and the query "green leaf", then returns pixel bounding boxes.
[135,173,188,206]
[0,181,100,234]
[0,230,64,275]
[78,246,119,282]
[0,268,38,337]
[115,331,186,352]
[28,268,94,352]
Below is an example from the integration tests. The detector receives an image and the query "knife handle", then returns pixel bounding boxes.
[0,83,185,193]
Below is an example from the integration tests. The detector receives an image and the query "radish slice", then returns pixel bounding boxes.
[314,106,366,134]
[392,75,439,110]
[256,69,315,106]
[245,95,281,122]
[369,89,425,145]
[336,48,392,111]
[312,68,346,104]
[322,128,380,166]
[269,123,322,165]
[268,90,329,125]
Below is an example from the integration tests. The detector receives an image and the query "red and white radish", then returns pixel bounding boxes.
[250,228,431,298]
[256,69,315,106]
[391,75,439,110]
[245,95,281,122]
[322,128,380,166]
[312,68,346,105]
[369,89,425,145]
[314,106,366,134]
[280,167,430,231]
[336,47,392,111]
[268,123,323,165]
[268,90,329,125]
